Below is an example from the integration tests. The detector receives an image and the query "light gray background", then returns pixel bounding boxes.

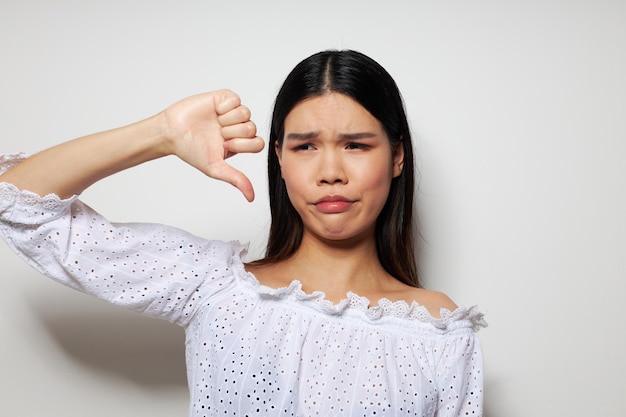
[1,1,625,416]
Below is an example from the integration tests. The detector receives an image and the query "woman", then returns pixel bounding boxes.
[0,50,485,416]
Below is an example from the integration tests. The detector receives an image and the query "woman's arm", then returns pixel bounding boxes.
[0,89,264,201]
[433,327,485,417]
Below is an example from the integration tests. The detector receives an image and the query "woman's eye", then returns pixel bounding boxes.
[346,142,369,150]
[293,143,315,151]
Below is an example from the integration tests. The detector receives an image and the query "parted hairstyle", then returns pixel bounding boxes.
[256,50,420,288]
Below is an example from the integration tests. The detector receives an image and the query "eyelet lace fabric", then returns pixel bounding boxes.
[0,153,486,417]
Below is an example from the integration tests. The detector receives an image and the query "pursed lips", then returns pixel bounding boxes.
[313,195,355,213]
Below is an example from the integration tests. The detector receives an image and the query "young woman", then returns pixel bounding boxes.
[0,50,485,416]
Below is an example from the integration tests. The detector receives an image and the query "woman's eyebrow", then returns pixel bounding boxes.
[338,132,378,140]
[285,132,379,141]
[285,132,320,141]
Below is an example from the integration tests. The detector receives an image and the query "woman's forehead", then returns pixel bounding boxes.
[284,93,384,135]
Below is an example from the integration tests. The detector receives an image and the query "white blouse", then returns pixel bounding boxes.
[0,153,486,417]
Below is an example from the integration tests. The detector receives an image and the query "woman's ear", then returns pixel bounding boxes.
[275,140,284,177]
[275,140,282,163]
[392,141,404,178]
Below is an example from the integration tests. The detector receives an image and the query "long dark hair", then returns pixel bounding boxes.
[255,50,420,288]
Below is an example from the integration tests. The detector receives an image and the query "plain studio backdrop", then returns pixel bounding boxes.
[1,1,624,416]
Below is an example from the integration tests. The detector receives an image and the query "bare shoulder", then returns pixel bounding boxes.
[244,262,292,288]
[402,287,459,319]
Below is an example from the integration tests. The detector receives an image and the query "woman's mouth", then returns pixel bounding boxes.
[313,195,354,213]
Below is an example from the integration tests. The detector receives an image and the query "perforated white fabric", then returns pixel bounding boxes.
[0,154,486,416]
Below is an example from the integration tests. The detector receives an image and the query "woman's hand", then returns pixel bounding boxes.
[161,90,265,201]
[0,90,265,201]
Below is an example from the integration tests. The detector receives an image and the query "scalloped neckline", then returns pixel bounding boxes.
[230,247,486,331]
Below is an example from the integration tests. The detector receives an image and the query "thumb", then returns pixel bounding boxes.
[205,160,256,202]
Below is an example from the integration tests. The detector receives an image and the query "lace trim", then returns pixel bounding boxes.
[0,153,76,211]
[0,181,74,211]
[0,152,29,170]
[232,243,486,331]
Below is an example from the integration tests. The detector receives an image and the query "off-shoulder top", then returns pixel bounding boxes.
[0,153,486,417]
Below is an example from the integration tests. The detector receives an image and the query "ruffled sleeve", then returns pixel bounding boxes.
[0,153,238,326]
[431,318,485,417]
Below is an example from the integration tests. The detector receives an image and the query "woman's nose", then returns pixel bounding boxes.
[316,150,347,185]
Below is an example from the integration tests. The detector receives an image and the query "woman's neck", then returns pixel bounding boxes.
[275,232,399,302]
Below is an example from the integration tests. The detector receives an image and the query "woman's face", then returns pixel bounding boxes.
[277,93,404,244]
